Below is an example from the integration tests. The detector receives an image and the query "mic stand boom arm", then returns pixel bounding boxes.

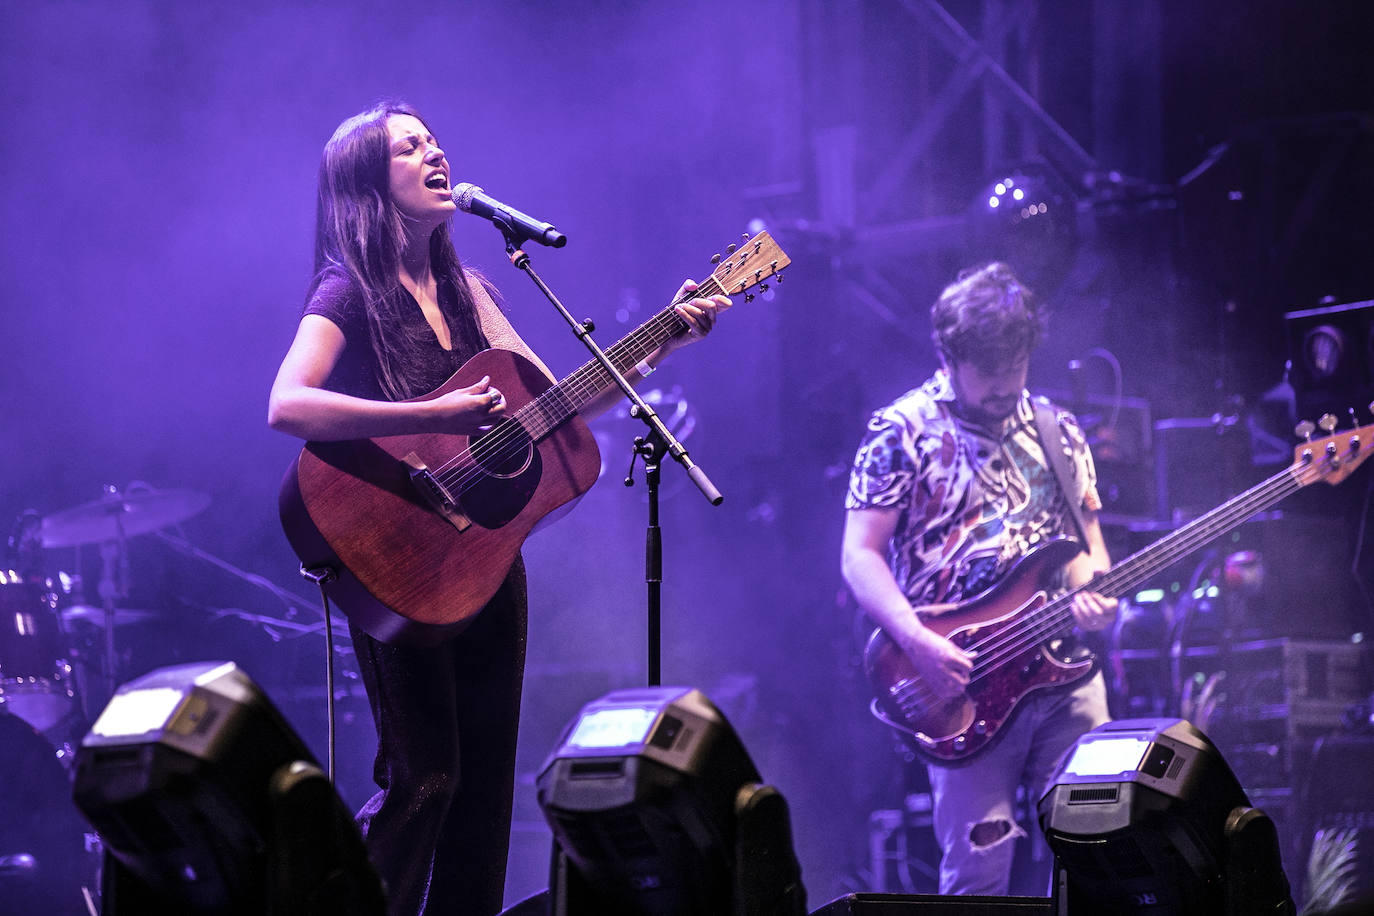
[488,217,723,687]
[494,219,723,507]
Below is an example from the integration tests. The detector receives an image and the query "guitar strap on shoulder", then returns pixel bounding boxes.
[1031,397,1090,556]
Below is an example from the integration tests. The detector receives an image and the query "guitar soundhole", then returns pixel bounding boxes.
[470,420,534,478]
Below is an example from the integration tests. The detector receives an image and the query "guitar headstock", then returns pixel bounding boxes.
[1290,409,1374,487]
[707,230,791,302]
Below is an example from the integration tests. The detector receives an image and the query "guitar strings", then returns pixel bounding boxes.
[428,289,698,487]
[895,466,1304,712]
[889,465,1308,720]
[425,274,732,493]
[425,301,685,478]
[428,244,776,487]
[886,453,1328,721]
[423,281,703,483]
[965,468,1303,677]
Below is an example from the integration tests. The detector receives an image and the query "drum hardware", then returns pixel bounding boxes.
[37,483,209,699]
[59,604,161,627]
[38,485,210,549]
[153,529,338,649]
[0,570,79,733]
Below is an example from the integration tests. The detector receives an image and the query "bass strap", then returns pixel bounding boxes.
[1031,396,1090,556]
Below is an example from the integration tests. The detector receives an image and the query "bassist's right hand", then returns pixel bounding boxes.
[427,375,507,435]
[897,625,974,699]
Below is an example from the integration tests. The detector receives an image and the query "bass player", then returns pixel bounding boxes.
[840,262,1117,896]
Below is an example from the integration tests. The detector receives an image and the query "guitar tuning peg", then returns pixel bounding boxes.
[726,243,737,254]
[742,232,750,242]
[1319,413,1338,434]
[775,272,784,283]
[760,283,770,291]
[1295,420,1316,441]
[710,253,722,265]
[744,293,755,302]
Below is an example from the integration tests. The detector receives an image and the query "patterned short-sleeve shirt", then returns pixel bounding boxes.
[846,370,1101,607]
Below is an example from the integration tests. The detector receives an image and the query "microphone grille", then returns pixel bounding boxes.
[450,183,482,211]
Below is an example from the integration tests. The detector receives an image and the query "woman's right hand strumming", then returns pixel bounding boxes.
[425,375,507,435]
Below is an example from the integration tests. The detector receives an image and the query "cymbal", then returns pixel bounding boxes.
[40,488,210,548]
[60,604,161,627]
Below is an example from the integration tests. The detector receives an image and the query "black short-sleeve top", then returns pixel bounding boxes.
[303,270,489,401]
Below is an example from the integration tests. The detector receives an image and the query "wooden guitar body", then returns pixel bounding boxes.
[280,349,599,645]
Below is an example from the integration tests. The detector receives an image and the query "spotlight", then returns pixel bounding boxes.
[535,686,805,916]
[71,660,384,915]
[1038,718,1294,915]
[968,161,1079,293]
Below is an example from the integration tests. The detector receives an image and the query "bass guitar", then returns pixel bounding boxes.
[865,416,1373,764]
[280,231,789,645]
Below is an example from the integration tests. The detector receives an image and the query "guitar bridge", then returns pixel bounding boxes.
[403,452,472,532]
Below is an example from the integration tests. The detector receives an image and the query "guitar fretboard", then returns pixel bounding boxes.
[970,434,1360,679]
[511,276,728,442]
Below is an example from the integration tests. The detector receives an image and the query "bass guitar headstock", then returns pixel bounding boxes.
[1290,406,1374,488]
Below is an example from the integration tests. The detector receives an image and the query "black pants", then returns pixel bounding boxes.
[352,558,528,916]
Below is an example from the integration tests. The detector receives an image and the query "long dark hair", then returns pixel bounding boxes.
[311,101,482,399]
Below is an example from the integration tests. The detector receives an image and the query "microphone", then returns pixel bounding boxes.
[451,183,567,248]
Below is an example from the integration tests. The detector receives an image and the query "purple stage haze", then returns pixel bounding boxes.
[3,0,1371,908]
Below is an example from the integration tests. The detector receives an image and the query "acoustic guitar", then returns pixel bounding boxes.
[280,231,789,645]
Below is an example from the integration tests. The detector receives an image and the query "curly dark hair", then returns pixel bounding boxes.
[930,262,1043,372]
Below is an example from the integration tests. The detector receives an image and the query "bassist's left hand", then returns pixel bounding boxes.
[1069,590,1117,632]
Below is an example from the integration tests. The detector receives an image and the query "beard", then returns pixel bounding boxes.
[954,395,1019,427]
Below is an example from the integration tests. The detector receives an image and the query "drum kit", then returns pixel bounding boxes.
[3,485,211,729]
[2,484,212,914]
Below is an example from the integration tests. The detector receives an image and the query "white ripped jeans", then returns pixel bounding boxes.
[924,672,1110,896]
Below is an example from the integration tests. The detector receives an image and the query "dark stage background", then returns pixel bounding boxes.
[2,0,1372,909]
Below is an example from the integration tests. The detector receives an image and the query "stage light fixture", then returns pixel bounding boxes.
[535,686,805,916]
[968,160,1079,294]
[71,660,384,916]
[1038,717,1295,915]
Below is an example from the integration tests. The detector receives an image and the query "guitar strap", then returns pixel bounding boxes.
[1031,397,1089,556]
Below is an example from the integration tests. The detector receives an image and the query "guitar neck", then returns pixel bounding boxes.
[1097,465,1303,600]
[1015,465,1300,642]
[508,230,790,442]
[562,284,715,410]
[511,289,709,442]
[958,421,1373,670]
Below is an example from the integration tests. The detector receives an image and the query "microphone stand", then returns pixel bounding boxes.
[488,217,723,686]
